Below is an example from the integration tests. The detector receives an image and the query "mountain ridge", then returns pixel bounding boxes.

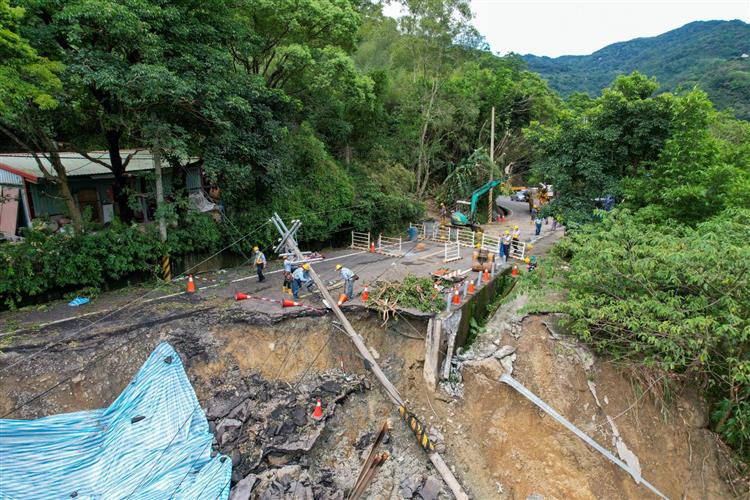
[521,20,750,119]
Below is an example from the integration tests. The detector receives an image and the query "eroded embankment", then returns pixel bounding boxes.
[1,299,745,499]
[0,306,450,499]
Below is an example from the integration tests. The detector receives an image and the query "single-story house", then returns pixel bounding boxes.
[0,150,203,237]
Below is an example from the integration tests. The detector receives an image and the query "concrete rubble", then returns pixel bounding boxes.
[204,369,368,499]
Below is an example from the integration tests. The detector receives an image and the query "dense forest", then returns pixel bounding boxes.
[1,0,749,464]
[523,20,750,119]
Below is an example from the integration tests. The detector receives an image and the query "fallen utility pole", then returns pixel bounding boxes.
[499,373,668,500]
[270,213,469,500]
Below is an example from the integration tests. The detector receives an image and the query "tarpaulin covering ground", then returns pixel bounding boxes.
[0,343,231,499]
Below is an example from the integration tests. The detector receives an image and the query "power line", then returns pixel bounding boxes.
[0,220,271,375]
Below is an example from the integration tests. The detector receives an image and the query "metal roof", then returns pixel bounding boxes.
[0,150,170,183]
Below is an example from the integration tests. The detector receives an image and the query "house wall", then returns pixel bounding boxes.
[28,166,203,220]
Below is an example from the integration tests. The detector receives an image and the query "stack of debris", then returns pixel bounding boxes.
[203,370,368,499]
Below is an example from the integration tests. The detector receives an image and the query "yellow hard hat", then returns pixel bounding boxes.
[253,246,259,251]
[504,230,510,235]
[336,264,342,270]
[514,225,519,229]
[524,257,530,264]
[302,263,311,270]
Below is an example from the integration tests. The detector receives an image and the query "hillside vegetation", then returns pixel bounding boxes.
[523,20,750,119]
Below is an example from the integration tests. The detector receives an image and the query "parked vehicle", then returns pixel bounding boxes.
[510,190,527,202]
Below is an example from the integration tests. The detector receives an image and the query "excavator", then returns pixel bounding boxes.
[449,179,505,230]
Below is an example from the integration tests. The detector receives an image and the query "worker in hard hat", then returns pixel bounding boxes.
[291,263,313,299]
[439,203,448,226]
[336,264,356,299]
[527,255,537,272]
[512,225,520,240]
[502,230,511,263]
[253,246,266,282]
[534,214,543,236]
[282,256,293,295]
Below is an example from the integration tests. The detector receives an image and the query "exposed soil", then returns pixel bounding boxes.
[1,282,746,499]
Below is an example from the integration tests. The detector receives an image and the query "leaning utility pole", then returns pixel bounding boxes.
[270,213,468,500]
[488,106,495,223]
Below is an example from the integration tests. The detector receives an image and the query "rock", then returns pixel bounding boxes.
[500,353,516,375]
[320,381,341,394]
[231,449,242,467]
[229,474,258,500]
[493,345,516,360]
[217,417,243,435]
[291,407,307,427]
[464,357,504,380]
[526,493,544,500]
[228,400,253,422]
[417,476,441,500]
[428,427,444,443]
[400,477,420,498]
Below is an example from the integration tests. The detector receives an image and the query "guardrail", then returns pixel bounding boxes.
[444,241,461,263]
[378,234,403,256]
[509,240,526,261]
[456,228,475,248]
[351,231,371,250]
[480,233,501,254]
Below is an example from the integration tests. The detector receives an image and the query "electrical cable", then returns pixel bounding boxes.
[0,219,271,375]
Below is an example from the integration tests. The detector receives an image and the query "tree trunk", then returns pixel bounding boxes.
[45,147,82,233]
[106,129,133,223]
[55,165,83,233]
[0,122,83,233]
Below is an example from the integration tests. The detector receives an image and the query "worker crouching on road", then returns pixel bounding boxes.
[292,263,313,300]
[282,256,293,295]
[336,264,356,298]
[527,255,537,272]
[253,246,266,282]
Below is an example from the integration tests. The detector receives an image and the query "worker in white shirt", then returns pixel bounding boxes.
[336,264,355,298]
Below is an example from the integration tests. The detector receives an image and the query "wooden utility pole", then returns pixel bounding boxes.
[488,106,495,223]
[270,214,468,500]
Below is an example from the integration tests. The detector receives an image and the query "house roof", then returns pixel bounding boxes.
[0,150,170,184]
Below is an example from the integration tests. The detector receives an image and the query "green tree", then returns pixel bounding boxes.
[0,0,84,232]
[554,209,750,459]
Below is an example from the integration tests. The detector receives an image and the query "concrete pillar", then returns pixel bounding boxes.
[423,318,442,391]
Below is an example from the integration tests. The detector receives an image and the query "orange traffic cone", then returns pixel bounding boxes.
[312,399,323,420]
[482,269,490,282]
[186,275,196,294]
[361,285,369,301]
[282,298,301,308]
[468,280,476,294]
[452,288,460,305]
[512,265,519,277]
[370,242,375,253]
[337,293,348,306]
[501,214,505,223]
[235,292,248,301]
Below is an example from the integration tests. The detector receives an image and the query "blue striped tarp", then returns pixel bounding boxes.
[0,343,232,499]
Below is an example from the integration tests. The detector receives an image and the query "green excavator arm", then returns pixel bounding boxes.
[468,178,505,217]
[450,178,506,227]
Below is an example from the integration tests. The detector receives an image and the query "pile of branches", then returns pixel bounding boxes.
[369,275,443,324]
